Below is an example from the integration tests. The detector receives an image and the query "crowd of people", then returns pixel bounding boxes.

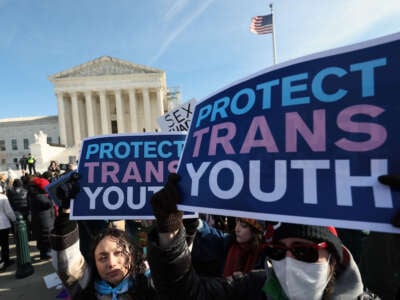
[0,165,399,298]
[44,172,400,299]
[0,159,76,271]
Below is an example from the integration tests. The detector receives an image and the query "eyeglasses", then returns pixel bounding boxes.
[265,242,328,263]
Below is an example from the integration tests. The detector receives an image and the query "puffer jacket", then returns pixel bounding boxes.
[7,186,29,216]
[28,185,54,237]
[147,226,379,300]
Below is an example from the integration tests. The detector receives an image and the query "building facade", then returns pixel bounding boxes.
[48,56,170,148]
[0,56,178,173]
[0,116,59,169]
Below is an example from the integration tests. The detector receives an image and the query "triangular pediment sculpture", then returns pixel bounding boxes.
[49,56,163,80]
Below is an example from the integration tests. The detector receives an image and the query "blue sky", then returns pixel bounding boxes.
[1,0,400,119]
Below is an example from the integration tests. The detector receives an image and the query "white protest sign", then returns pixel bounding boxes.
[157,98,196,132]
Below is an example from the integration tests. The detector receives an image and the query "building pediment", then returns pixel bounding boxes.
[49,56,164,81]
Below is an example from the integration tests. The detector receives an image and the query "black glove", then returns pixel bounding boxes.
[150,173,183,233]
[56,172,80,210]
[378,175,400,189]
[378,174,400,227]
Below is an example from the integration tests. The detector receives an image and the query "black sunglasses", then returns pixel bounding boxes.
[265,242,328,263]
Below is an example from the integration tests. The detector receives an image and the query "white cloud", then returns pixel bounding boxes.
[163,0,190,22]
[149,0,214,65]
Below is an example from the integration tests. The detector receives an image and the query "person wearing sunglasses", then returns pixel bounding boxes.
[147,174,379,299]
[263,223,344,299]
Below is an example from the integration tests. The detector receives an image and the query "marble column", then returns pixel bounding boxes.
[115,89,125,133]
[70,92,81,146]
[85,91,95,137]
[99,90,110,134]
[56,93,67,145]
[156,89,164,115]
[143,89,151,131]
[128,89,138,132]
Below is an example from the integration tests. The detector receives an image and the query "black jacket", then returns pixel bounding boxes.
[7,186,29,215]
[148,228,267,300]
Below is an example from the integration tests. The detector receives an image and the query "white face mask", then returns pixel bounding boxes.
[271,256,331,300]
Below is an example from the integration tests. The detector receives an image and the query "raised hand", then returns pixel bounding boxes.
[378,174,400,227]
[150,173,183,232]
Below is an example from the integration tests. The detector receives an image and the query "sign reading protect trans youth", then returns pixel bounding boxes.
[177,33,400,234]
[71,133,187,220]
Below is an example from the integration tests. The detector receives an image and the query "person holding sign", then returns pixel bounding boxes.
[49,175,160,299]
[147,174,379,300]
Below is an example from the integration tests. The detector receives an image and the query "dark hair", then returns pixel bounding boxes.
[89,227,146,279]
[323,256,339,299]
[235,219,263,249]
[13,178,22,188]
[41,171,52,181]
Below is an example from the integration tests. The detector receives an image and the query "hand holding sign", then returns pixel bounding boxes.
[378,174,400,227]
[378,175,400,189]
[150,173,183,232]
[176,33,400,234]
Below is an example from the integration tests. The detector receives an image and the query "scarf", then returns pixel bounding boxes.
[262,273,289,300]
[223,242,264,277]
[94,276,134,300]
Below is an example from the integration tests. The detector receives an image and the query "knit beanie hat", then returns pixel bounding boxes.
[238,218,264,233]
[32,177,50,192]
[273,223,343,262]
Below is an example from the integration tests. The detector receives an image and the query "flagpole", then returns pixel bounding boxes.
[269,3,277,64]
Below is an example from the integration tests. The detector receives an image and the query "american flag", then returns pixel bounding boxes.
[250,14,273,35]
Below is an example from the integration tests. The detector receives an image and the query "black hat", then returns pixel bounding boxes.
[273,223,343,262]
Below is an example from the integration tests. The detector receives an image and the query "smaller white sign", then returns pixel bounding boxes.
[157,98,196,132]
[43,272,62,289]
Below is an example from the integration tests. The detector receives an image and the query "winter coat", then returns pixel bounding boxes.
[29,186,54,231]
[6,186,29,216]
[50,216,159,300]
[191,219,232,276]
[147,226,378,300]
[0,193,16,230]
[28,184,54,253]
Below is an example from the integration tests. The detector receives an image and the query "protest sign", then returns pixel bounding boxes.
[157,98,196,132]
[69,133,188,220]
[177,32,400,233]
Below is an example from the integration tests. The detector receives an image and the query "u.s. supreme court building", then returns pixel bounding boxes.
[0,56,180,171]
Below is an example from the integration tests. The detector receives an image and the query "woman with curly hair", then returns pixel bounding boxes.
[50,210,158,299]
